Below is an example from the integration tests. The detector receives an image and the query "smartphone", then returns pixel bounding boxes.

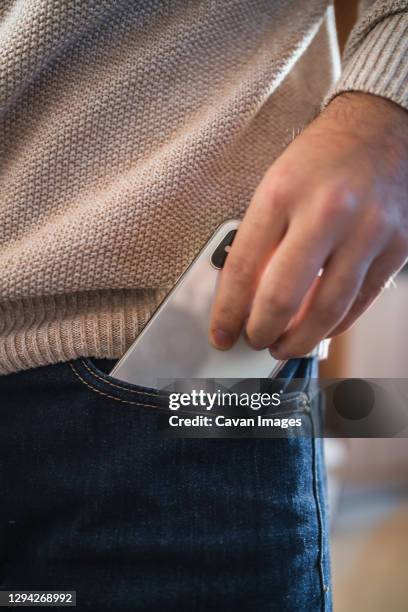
[110,220,285,387]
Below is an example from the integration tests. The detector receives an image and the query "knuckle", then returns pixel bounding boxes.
[317,182,359,221]
[261,169,291,205]
[263,291,296,318]
[225,253,253,286]
[212,299,245,332]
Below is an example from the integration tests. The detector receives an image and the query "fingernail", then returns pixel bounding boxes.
[211,329,233,350]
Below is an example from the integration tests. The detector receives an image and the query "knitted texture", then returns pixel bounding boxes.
[326,0,408,107]
[1,0,407,374]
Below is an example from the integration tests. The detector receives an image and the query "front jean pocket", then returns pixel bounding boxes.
[68,356,317,422]
[68,357,165,411]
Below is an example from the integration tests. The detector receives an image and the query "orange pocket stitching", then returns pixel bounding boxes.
[69,362,159,409]
[79,358,160,398]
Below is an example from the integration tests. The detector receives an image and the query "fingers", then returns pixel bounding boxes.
[271,236,407,357]
[246,191,401,356]
[209,174,288,349]
[329,244,407,337]
[210,179,358,351]
[245,215,335,349]
[210,147,408,355]
[267,242,372,358]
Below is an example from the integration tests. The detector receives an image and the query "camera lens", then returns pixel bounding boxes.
[211,229,237,269]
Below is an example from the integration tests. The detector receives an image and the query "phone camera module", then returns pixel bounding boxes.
[211,229,237,269]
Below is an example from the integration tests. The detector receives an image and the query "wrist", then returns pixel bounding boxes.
[319,92,408,160]
[324,91,407,131]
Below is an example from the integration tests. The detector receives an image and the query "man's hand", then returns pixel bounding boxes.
[209,92,408,359]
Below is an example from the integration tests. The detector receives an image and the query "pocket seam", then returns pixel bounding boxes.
[69,361,159,409]
[79,358,310,406]
[79,358,159,398]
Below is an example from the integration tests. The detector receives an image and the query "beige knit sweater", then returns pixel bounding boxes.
[1,0,407,375]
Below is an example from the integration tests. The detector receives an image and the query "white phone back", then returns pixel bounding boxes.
[110,220,283,387]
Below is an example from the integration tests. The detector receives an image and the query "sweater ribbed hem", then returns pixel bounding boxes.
[0,288,169,375]
[324,12,408,110]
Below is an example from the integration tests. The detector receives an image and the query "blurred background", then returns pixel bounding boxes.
[324,5,408,610]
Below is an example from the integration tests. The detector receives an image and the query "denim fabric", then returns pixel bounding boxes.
[0,357,331,611]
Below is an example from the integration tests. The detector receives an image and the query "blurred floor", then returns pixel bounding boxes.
[331,487,408,612]
[323,273,408,611]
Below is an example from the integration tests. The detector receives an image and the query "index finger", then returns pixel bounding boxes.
[209,180,288,349]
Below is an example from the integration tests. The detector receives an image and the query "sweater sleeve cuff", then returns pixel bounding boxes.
[324,11,408,111]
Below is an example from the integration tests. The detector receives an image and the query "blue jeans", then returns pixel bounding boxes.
[0,357,331,611]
